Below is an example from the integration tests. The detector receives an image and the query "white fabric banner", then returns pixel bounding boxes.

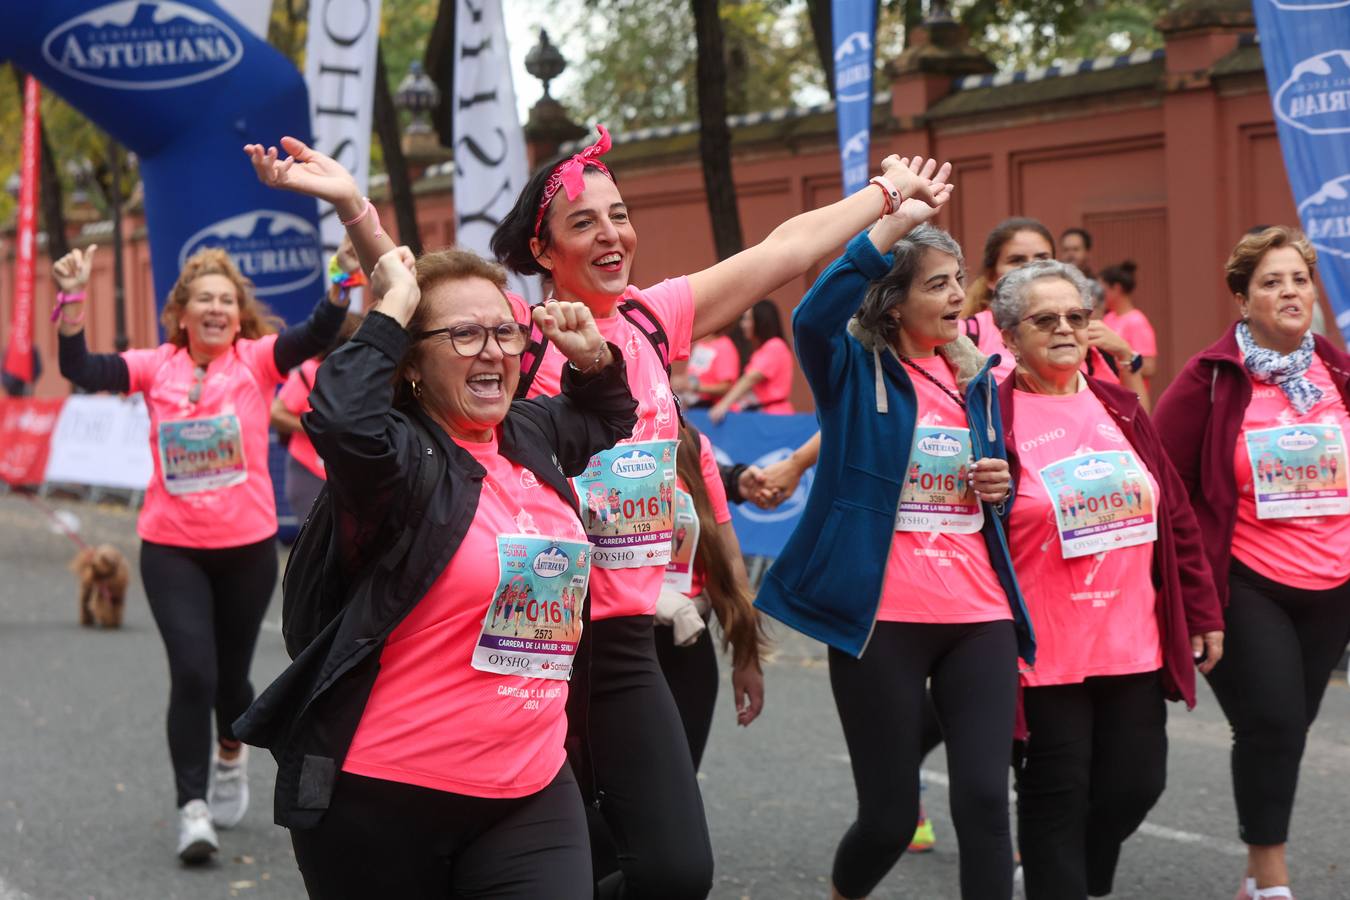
[304,0,382,262]
[453,0,539,302]
[215,0,273,41]
[44,395,153,491]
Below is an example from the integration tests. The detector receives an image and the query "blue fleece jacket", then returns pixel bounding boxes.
[754,232,1035,662]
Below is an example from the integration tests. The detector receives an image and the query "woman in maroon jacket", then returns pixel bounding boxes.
[992,260,1223,899]
[1154,226,1350,900]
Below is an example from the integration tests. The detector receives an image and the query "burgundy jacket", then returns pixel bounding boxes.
[1152,323,1350,606]
[1001,375,1223,708]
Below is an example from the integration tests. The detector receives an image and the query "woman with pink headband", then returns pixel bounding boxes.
[246,130,951,900]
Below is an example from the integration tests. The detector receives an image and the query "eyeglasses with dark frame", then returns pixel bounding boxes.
[1021,310,1092,333]
[417,322,531,357]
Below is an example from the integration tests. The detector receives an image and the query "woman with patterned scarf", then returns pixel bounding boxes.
[1154,226,1350,900]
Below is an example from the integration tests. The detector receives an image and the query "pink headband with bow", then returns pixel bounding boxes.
[533,125,613,237]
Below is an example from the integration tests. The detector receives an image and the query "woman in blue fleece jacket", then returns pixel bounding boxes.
[755,171,1033,900]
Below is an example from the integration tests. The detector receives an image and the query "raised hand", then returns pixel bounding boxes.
[369,246,420,324]
[243,136,361,210]
[53,245,97,293]
[533,301,611,373]
[880,154,952,208]
[892,157,954,225]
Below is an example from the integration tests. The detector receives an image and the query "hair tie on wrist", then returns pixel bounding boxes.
[339,198,385,239]
[52,291,86,323]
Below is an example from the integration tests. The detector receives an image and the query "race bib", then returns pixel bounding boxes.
[664,488,700,593]
[471,534,590,681]
[573,440,678,569]
[1039,449,1157,559]
[687,344,716,378]
[895,426,984,534]
[1244,424,1350,520]
[157,414,247,496]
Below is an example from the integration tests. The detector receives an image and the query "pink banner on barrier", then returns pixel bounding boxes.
[0,397,63,486]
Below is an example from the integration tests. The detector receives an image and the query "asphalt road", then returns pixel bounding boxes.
[2,492,1348,899]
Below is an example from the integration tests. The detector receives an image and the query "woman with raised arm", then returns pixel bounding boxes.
[709,299,795,421]
[51,242,348,864]
[755,193,1030,897]
[245,132,950,900]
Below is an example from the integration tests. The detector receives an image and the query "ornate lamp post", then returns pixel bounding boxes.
[396,60,442,161]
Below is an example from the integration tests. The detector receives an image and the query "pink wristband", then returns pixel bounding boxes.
[52,291,86,323]
[339,197,386,239]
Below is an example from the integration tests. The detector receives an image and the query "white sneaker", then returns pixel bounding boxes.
[177,799,218,864]
[207,745,249,829]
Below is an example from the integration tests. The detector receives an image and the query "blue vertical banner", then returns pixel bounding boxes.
[831,0,876,197]
[1253,0,1350,341]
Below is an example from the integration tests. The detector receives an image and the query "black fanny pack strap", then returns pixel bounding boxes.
[619,298,671,375]
[515,318,552,400]
[964,315,981,345]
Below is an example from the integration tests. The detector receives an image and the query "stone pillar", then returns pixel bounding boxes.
[523,30,587,169]
[886,8,994,136]
[1157,0,1255,354]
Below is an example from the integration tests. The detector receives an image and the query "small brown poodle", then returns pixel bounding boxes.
[72,545,129,629]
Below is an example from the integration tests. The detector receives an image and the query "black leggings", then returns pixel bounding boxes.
[653,623,720,770]
[587,615,714,900]
[1206,561,1350,845]
[1015,671,1168,899]
[828,620,1018,900]
[139,537,277,807]
[291,766,591,899]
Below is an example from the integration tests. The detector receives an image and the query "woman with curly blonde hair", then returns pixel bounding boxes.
[53,243,349,864]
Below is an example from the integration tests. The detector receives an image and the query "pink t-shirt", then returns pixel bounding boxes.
[746,337,795,414]
[343,434,588,798]
[1008,388,1163,686]
[965,309,1017,383]
[687,335,741,405]
[676,433,733,599]
[1082,347,1121,385]
[1232,357,1350,590]
[121,335,284,548]
[877,354,1010,623]
[279,359,324,479]
[1104,309,1157,358]
[510,279,694,619]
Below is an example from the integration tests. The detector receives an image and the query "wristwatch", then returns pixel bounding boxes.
[1127,352,1144,374]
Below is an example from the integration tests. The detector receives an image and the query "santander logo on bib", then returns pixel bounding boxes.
[43,1,245,91]
[179,211,322,297]
[610,449,658,479]
[531,547,570,578]
[917,432,963,458]
[176,422,215,441]
[1276,429,1320,452]
[1073,458,1115,481]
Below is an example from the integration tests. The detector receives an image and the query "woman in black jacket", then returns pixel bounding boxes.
[235,246,637,899]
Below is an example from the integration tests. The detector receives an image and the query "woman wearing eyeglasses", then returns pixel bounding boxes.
[990,259,1223,900]
[236,246,637,898]
[51,244,349,863]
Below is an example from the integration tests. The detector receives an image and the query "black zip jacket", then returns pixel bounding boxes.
[233,311,637,829]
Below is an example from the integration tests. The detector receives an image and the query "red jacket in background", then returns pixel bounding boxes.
[1152,322,1350,607]
[1001,375,1223,708]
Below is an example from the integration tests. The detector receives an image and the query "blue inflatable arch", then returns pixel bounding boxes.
[0,1,321,324]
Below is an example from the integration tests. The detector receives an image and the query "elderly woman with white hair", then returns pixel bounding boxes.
[756,187,1035,898]
[990,260,1224,900]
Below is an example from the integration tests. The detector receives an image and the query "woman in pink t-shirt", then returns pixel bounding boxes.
[654,422,766,770]
[235,246,637,898]
[991,259,1222,900]
[52,244,349,863]
[1154,227,1350,900]
[678,328,745,408]
[709,299,796,420]
[244,128,953,897]
[270,309,363,520]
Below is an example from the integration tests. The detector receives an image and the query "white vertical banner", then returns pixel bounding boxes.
[215,0,274,40]
[305,0,382,262]
[454,0,540,302]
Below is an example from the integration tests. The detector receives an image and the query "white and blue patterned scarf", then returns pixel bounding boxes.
[1236,321,1323,415]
